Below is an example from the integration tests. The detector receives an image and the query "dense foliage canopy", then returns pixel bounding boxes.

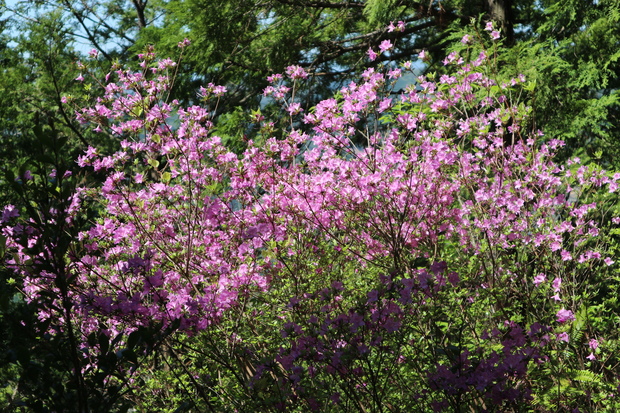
[3,0,620,156]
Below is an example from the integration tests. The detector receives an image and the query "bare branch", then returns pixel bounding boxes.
[273,0,365,9]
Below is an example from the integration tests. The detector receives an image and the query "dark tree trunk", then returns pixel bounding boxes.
[486,0,514,45]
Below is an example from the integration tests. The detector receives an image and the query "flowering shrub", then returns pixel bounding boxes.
[2,31,620,411]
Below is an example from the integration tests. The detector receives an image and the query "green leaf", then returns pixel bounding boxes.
[99,332,109,354]
[572,369,601,383]
[525,80,536,92]
[0,234,6,259]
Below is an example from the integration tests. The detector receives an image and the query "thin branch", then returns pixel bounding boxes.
[59,0,113,61]
[274,0,365,9]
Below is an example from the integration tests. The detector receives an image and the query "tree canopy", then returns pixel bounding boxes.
[2,0,619,161]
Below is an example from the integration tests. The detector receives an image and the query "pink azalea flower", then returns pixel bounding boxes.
[367,47,377,61]
[379,40,393,52]
[561,250,572,261]
[533,273,546,286]
[388,21,405,32]
[285,65,308,79]
[267,73,283,83]
[378,98,392,112]
[556,308,575,323]
[177,38,191,48]
[287,102,302,115]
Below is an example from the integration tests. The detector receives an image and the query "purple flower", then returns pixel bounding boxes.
[556,308,575,323]
[533,273,546,286]
[447,272,460,286]
[589,338,599,350]
[1,205,19,223]
[561,250,572,261]
[443,51,458,65]
[177,38,191,48]
[367,47,377,61]
[382,317,401,333]
[349,313,365,332]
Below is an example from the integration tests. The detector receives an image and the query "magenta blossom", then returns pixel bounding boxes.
[556,309,575,323]
[388,21,405,32]
[367,48,377,61]
[379,40,393,52]
[533,273,546,286]
[589,338,599,350]
[285,65,308,79]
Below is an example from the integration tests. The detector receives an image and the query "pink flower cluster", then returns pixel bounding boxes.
[2,44,618,394]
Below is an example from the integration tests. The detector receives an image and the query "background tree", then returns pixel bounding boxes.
[3,0,620,160]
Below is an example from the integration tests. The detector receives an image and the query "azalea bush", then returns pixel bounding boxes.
[2,27,620,412]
